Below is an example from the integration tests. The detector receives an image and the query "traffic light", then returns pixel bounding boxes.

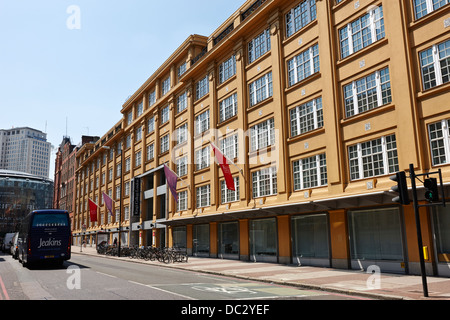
[424,178,439,202]
[390,171,410,205]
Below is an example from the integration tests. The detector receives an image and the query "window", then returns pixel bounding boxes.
[147,116,155,133]
[196,75,209,100]
[127,112,133,126]
[344,67,392,118]
[348,134,399,180]
[124,181,130,196]
[137,102,144,117]
[125,158,131,172]
[135,126,142,141]
[419,39,450,90]
[160,134,170,154]
[248,28,271,63]
[162,76,170,96]
[286,0,317,38]
[196,146,210,170]
[176,156,188,177]
[287,44,320,86]
[220,134,238,160]
[250,118,275,151]
[252,166,277,198]
[149,91,156,107]
[196,185,210,208]
[219,55,236,84]
[221,177,240,204]
[219,93,238,123]
[176,123,188,145]
[293,154,327,190]
[249,72,273,106]
[135,150,141,167]
[161,106,169,124]
[177,92,188,113]
[195,110,210,135]
[146,143,154,161]
[414,0,449,19]
[178,62,187,77]
[339,6,385,59]
[126,134,132,149]
[428,119,450,166]
[177,190,188,212]
[290,97,323,137]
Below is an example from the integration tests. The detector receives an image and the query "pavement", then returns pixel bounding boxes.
[72,245,450,300]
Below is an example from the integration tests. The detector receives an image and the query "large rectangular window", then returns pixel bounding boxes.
[221,177,240,204]
[219,55,236,84]
[348,134,399,180]
[196,146,210,171]
[219,93,238,123]
[195,110,210,135]
[348,208,404,261]
[193,224,210,256]
[248,28,271,63]
[196,185,210,208]
[287,44,320,86]
[414,0,449,19]
[249,218,277,262]
[196,75,209,100]
[293,153,327,190]
[286,0,317,38]
[420,39,450,90]
[339,6,385,59]
[250,118,275,151]
[344,67,392,118]
[428,119,450,166]
[249,72,273,106]
[252,166,277,198]
[218,222,239,258]
[290,97,323,137]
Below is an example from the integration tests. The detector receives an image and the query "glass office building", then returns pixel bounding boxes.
[0,170,53,234]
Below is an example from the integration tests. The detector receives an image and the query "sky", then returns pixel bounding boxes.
[0,0,245,180]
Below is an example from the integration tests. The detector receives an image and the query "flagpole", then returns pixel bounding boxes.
[210,141,246,182]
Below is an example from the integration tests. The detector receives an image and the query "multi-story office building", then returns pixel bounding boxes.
[73,0,450,276]
[0,127,52,178]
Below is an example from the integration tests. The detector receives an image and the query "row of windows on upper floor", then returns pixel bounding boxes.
[77,113,450,218]
[80,32,450,180]
[126,0,449,128]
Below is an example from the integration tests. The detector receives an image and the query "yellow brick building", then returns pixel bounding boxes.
[73,0,450,276]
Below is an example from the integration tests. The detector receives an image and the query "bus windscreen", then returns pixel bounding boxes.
[32,213,69,227]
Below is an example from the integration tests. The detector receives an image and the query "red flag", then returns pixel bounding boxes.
[88,199,98,222]
[211,142,235,191]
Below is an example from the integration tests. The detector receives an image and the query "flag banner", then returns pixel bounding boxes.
[102,192,114,216]
[88,198,98,222]
[211,142,235,191]
[164,164,179,203]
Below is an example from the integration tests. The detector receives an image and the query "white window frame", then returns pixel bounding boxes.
[176,123,188,145]
[252,166,277,198]
[219,93,238,123]
[221,177,240,204]
[419,40,450,91]
[293,154,327,191]
[219,55,236,84]
[146,143,154,161]
[161,106,169,124]
[177,190,188,212]
[290,97,323,137]
[248,28,271,64]
[287,44,320,86]
[162,76,171,96]
[195,110,210,135]
[176,156,188,177]
[344,67,392,118]
[196,75,209,100]
[339,6,385,59]
[348,134,399,181]
[286,0,317,38]
[196,185,210,208]
[177,91,187,113]
[428,119,450,166]
[196,146,210,171]
[160,134,170,154]
[249,72,273,107]
[414,0,449,19]
[220,134,238,160]
[250,118,275,151]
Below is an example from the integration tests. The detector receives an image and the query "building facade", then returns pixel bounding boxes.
[73,0,450,277]
[0,127,52,178]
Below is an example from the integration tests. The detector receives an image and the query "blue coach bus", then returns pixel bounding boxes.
[18,210,71,267]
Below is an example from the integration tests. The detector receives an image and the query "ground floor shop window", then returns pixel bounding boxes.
[292,214,329,266]
[433,206,450,260]
[348,207,404,262]
[250,218,277,262]
[193,224,210,256]
[173,226,186,249]
[218,221,239,259]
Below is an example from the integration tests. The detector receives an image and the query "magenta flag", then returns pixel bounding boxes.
[164,164,178,203]
[102,192,114,216]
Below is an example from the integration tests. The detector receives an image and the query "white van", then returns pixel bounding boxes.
[2,233,15,253]
[10,233,19,258]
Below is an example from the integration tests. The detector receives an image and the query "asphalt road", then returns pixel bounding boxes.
[1,251,372,303]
